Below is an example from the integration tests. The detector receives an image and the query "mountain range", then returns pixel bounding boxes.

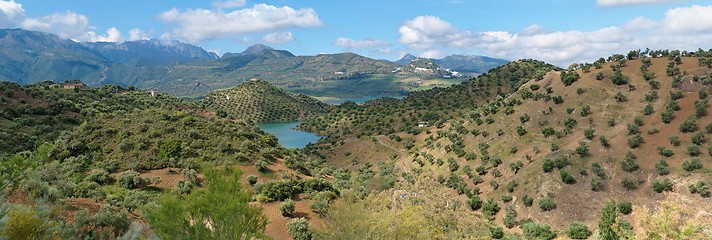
[0,28,508,98]
[396,53,509,73]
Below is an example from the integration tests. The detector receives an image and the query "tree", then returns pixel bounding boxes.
[566,222,592,239]
[560,171,576,184]
[503,207,518,228]
[146,167,268,239]
[287,218,312,240]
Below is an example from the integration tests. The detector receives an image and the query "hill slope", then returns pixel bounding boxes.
[301,51,712,238]
[194,79,330,122]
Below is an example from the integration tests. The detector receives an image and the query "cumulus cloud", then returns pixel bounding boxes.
[0,1,129,42]
[597,0,684,7]
[398,5,712,66]
[262,32,294,43]
[158,4,322,42]
[85,27,123,42]
[0,0,24,28]
[128,28,151,41]
[213,0,247,9]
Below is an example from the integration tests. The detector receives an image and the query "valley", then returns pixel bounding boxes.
[1,31,712,240]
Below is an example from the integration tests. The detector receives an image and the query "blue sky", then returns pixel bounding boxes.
[2,0,712,65]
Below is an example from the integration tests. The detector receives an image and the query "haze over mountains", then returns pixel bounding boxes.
[0,28,508,98]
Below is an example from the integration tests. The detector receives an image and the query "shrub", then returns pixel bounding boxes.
[621,152,639,172]
[680,117,699,133]
[279,199,296,217]
[287,218,311,240]
[584,128,595,140]
[503,207,518,228]
[592,162,605,177]
[117,171,146,189]
[688,145,701,156]
[689,181,710,197]
[566,222,592,239]
[522,195,533,207]
[552,96,564,104]
[670,136,681,146]
[643,104,654,115]
[520,220,557,240]
[615,92,627,102]
[599,136,610,148]
[490,225,504,239]
[656,159,670,175]
[627,134,643,148]
[560,171,576,184]
[575,142,589,157]
[482,198,500,219]
[622,177,637,190]
[652,178,673,193]
[542,158,554,173]
[590,177,603,191]
[516,126,527,136]
[682,158,703,171]
[618,201,632,215]
[539,198,556,211]
[246,175,258,185]
[467,195,482,210]
[501,195,513,203]
[657,146,674,157]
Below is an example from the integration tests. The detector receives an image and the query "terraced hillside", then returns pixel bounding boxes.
[300,50,712,239]
[194,79,330,122]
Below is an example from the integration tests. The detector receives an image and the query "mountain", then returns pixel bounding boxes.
[394,53,509,74]
[222,44,295,59]
[435,54,509,73]
[395,53,417,65]
[0,28,490,99]
[193,79,330,122]
[0,28,110,84]
[81,39,218,66]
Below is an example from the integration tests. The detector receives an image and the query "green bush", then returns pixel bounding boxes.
[482,198,500,219]
[279,199,296,217]
[503,207,518,228]
[287,218,312,240]
[682,158,703,172]
[467,195,482,210]
[520,220,557,240]
[560,171,575,184]
[522,195,533,207]
[117,171,146,189]
[618,201,632,215]
[538,198,556,211]
[566,222,592,239]
[652,179,673,193]
[621,152,639,172]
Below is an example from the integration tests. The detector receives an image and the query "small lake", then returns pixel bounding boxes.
[256,122,321,149]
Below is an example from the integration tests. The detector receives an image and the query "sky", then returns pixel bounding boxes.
[1,0,712,66]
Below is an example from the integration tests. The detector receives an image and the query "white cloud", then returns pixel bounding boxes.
[158,4,322,42]
[398,5,712,66]
[213,0,247,9]
[262,32,293,43]
[85,27,123,42]
[0,0,24,28]
[128,28,151,41]
[0,2,129,42]
[334,37,389,49]
[597,0,684,7]
[663,5,712,32]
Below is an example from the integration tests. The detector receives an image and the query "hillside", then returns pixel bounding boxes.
[300,50,712,238]
[0,82,333,239]
[194,79,330,122]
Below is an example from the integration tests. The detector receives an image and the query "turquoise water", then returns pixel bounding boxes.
[256,122,321,149]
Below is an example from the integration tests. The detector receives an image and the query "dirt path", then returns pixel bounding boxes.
[376,135,411,173]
